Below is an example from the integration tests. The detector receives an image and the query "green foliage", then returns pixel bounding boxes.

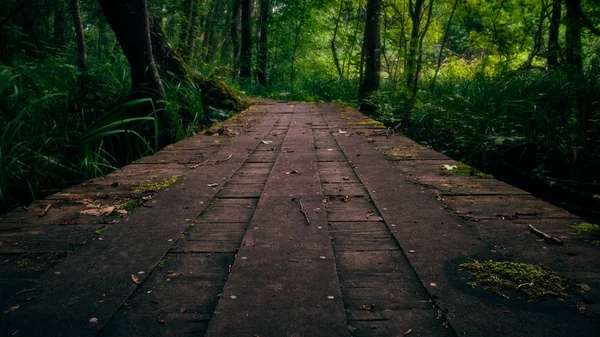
[461,260,583,301]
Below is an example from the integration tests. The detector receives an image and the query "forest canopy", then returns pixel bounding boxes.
[1,0,599,212]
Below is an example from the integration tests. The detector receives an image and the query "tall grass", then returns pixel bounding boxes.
[376,68,600,181]
[0,59,157,211]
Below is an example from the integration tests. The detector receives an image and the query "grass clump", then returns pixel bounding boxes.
[119,200,142,212]
[438,163,493,179]
[133,174,183,193]
[571,222,600,235]
[461,260,582,301]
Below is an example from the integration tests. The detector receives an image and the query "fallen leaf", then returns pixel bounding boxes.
[339,129,347,134]
[577,304,586,313]
[359,304,376,311]
[404,329,413,335]
[371,324,377,329]
[289,259,299,263]
[429,283,437,287]
[207,183,218,187]
[443,165,458,171]
[89,317,99,324]
[80,206,116,217]
[230,295,237,300]
[342,177,350,181]
[285,170,300,175]
[157,314,166,324]
[261,140,273,144]
[366,138,375,143]
[581,283,591,291]
[327,296,335,300]
[180,308,186,313]
[131,274,140,285]
[366,211,375,219]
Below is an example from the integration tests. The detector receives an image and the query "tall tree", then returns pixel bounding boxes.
[240,0,253,81]
[406,0,425,88]
[360,0,382,114]
[331,0,346,79]
[547,0,561,69]
[54,0,68,46]
[230,0,242,76]
[257,0,270,85]
[98,0,164,97]
[69,0,87,72]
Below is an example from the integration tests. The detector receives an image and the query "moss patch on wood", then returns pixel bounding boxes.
[133,174,183,193]
[571,222,600,235]
[460,260,582,301]
[438,163,493,179]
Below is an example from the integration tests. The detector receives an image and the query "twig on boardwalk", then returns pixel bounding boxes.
[528,224,563,245]
[39,204,52,218]
[293,197,310,225]
[190,154,232,169]
[216,154,233,164]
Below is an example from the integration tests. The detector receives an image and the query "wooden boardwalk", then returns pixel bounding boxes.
[1,101,598,336]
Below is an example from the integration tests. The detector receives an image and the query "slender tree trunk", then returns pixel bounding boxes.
[240,0,253,81]
[408,0,434,112]
[406,0,424,87]
[70,0,87,72]
[331,0,345,79]
[565,0,583,75]
[431,0,458,92]
[98,0,164,97]
[547,0,561,69]
[359,0,382,114]
[565,0,586,130]
[54,0,68,46]
[257,0,270,85]
[187,7,200,61]
[179,0,196,55]
[231,0,242,76]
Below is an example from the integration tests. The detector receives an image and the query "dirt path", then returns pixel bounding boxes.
[1,101,598,336]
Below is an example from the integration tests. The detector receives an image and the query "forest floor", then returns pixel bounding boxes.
[1,100,599,337]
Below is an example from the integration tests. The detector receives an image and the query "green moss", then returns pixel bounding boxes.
[120,200,142,212]
[95,226,108,235]
[383,147,417,159]
[571,222,600,235]
[460,260,582,301]
[438,163,493,179]
[441,182,484,189]
[133,174,183,193]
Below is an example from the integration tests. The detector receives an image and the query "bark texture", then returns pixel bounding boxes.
[360,0,382,115]
[98,0,164,97]
[240,0,253,80]
[257,0,270,86]
[70,0,87,72]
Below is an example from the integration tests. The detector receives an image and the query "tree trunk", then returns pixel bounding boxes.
[240,0,253,81]
[230,0,242,76]
[360,0,382,115]
[70,0,87,72]
[54,0,68,46]
[186,6,200,61]
[431,0,458,92]
[257,0,270,86]
[547,0,561,69]
[565,0,583,75]
[406,0,424,88]
[179,0,196,56]
[98,0,164,98]
[331,0,345,79]
[565,0,586,130]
